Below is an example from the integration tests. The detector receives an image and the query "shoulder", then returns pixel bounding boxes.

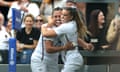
[62,21,76,27]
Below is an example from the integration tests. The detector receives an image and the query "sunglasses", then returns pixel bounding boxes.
[35,19,43,22]
[53,15,61,18]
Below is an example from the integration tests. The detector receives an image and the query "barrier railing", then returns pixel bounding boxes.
[80,50,120,72]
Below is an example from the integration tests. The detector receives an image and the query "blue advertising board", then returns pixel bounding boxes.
[9,8,21,72]
[9,38,16,72]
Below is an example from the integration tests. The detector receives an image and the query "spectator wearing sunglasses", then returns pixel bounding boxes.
[34,15,47,32]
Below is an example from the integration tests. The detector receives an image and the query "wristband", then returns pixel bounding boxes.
[72,42,77,47]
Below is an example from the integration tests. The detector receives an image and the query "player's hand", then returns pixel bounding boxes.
[63,42,74,50]
[84,43,94,51]
[101,45,110,49]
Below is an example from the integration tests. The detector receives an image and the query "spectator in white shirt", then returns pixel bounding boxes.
[40,0,66,19]
[7,0,40,27]
[0,12,11,64]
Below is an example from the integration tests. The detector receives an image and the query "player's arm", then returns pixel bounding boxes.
[45,40,74,53]
[78,38,94,51]
[41,16,58,37]
[41,25,57,37]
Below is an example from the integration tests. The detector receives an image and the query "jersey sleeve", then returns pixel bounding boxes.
[54,24,67,36]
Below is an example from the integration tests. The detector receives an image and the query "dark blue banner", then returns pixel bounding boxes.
[12,8,21,30]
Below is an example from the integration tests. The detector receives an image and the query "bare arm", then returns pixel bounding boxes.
[45,40,74,53]
[41,16,58,37]
[23,40,38,49]
[78,38,88,48]
[78,38,94,51]
[41,25,57,37]
[16,40,22,52]
[16,40,38,52]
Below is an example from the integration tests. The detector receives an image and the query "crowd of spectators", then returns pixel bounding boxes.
[0,0,119,66]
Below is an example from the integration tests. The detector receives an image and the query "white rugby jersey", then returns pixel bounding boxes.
[54,20,79,62]
[31,24,60,64]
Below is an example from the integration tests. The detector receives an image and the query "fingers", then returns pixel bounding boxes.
[85,43,94,51]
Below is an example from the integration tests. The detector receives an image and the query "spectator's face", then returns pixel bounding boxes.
[24,17,34,28]
[61,9,73,23]
[98,11,105,24]
[52,10,62,26]
[35,16,44,30]
[7,18,12,30]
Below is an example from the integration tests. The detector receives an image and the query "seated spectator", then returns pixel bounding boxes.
[34,14,47,32]
[16,14,40,64]
[0,12,11,64]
